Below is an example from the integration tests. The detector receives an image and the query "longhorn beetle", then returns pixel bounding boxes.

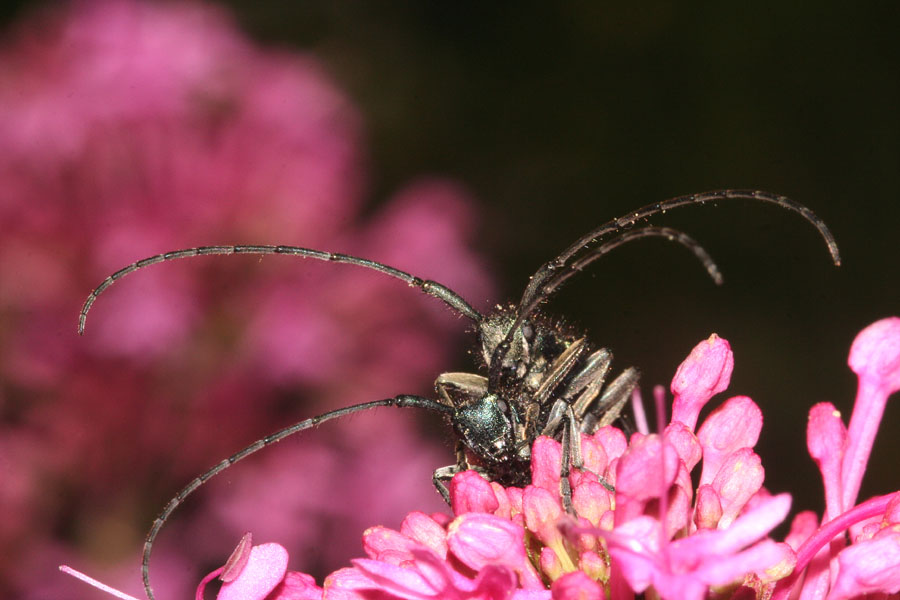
[79,189,840,600]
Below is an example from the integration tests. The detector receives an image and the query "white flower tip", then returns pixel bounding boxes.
[59,565,142,600]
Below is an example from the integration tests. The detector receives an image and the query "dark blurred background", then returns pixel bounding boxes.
[1,0,897,589]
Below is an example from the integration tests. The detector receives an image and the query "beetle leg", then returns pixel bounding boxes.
[580,367,639,433]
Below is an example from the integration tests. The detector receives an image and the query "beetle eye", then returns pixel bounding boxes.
[495,398,508,412]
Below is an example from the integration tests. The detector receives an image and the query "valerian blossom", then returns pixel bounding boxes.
[0,1,489,597]
[154,317,897,600]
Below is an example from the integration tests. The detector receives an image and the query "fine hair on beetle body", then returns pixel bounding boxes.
[78,189,841,600]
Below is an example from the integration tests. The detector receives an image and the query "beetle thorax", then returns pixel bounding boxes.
[478,305,584,393]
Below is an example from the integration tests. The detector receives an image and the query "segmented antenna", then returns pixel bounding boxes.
[491,190,842,392]
[488,225,722,391]
[519,189,841,309]
[141,395,453,600]
[78,245,482,335]
[539,225,723,299]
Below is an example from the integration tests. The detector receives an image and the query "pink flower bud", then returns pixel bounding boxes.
[842,317,900,511]
[523,485,564,546]
[540,546,564,581]
[806,402,847,520]
[784,510,818,551]
[664,421,702,472]
[400,512,449,558]
[614,435,680,525]
[591,426,628,462]
[712,448,765,528]
[666,482,692,536]
[550,570,604,600]
[695,485,723,530]
[671,334,734,431]
[697,395,762,488]
[447,513,543,589]
[532,436,563,492]
[849,316,900,394]
[572,480,612,527]
[450,470,500,515]
[579,434,609,480]
[578,551,607,581]
[616,435,679,501]
[362,526,417,563]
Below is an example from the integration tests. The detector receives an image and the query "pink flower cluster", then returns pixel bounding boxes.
[0,1,489,598]
[187,317,900,600]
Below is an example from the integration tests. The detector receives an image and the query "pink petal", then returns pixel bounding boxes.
[218,543,289,600]
[351,557,439,598]
[322,567,383,600]
[828,532,900,599]
[614,435,679,524]
[468,564,522,599]
[447,513,544,589]
[712,493,792,554]
[693,540,795,586]
[603,517,663,593]
[671,334,734,431]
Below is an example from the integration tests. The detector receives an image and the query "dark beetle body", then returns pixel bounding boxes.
[436,304,638,495]
[459,307,589,485]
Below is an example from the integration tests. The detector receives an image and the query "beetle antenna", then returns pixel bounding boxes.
[519,190,840,310]
[536,225,723,303]
[488,226,721,391]
[140,394,453,600]
[79,245,483,335]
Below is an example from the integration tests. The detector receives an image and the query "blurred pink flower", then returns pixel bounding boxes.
[0,0,490,598]
[153,317,900,600]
